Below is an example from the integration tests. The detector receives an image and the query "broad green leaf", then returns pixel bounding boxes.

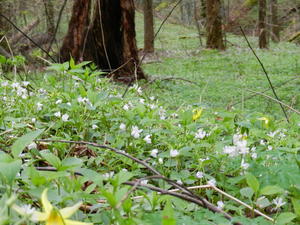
[11,129,44,158]
[276,212,296,224]
[162,200,176,225]
[0,160,21,184]
[292,198,300,216]
[40,152,61,169]
[61,157,82,170]
[245,173,260,193]
[260,186,284,195]
[240,187,254,199]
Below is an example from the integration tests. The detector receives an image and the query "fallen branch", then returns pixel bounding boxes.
[245,89,300,115]
[240,26,289,122]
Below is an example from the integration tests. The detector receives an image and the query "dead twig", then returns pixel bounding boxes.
[245,89,300,115]
[240,26,289,122]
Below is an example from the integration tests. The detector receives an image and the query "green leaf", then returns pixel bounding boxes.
[292,198,300,216]
[11,129,44,158]
[40,152,61,169]
[240,187,254,199]
[245,172,260,193]
[276,212,296,224]
[0,160,21,184]
[162,200,176,225]
[260,186,284,195]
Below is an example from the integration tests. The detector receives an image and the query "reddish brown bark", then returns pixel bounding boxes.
[59,0,91,62]
[60,0,145,82]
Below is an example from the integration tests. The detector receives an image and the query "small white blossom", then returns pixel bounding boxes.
[223,146,238,157]
[139,98,145,104]
[251,153,257,159]
[120,123,126,131]
[260,139,266,145]
[267,145,273,151]
[92,124,98,130]
[144,135,152,144]
[66,102,71,106]
[103,171,114,180]
[207,178,216,186]
[131,126,143,138]
[272,197,286,209]
[150,96,155,101]
[11,82,20,88]
[196,171,204,179]
[22,81,30,86]
[150,149,158,158]
[170,149,179,157]
[1,81,8,87]
[158,158,163,164]
[28,142,37,150]
[54,111,61,118]
[36,102,43,111]
[217,201,225,209]
[31,118,36,123]
[62,114,69,122]
[55,99,62,104]
[241,158,249,170]
[141,180,148,185]
[176,179,183,185]
[123,104,130,111]
[195,129,207,139]
[158,107,166,120]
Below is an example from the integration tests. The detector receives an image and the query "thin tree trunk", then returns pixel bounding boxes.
[43,0,55,36]
[0,0,12,51]
[206,0,225,50]
[193,0,203,46]
[144,0,154,53]
[258,0,268,48]
[270,0,279,42]
[60,0,145,82]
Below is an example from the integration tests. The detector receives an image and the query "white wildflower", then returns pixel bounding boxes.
[195,129,207,139]
[54,111,61,118]
[207,178,216,186]
[267,145,273,151]
[22,81,30,86]
[196,171,204,179]
[150,149,158,158]
[241,158,249,170]
[272,197,286,209]
[1,81,8,87]
[251,153,257,159]
[55,99,62,104]
[36,102,43,111]
[61,114,69,122]
[176,179,183,185]
[92,124,98,130]
[139,98,145,104]
[223,146,238,157]
[131,126,143,138]
[150,96,155,101]
[66,102,71,106]
[158,158,163,164]
[28,142,37,150]
[217,201,225,209]
[158,107,166,120]
[260,139,266,145]
[31,118,36,123]
[170,149,179,157]
[120,123,126,131]
[11,82,20,88]
[141,180,148,185]
[103,171,114,180]
[143,135,152,144]
[123,104,130,111]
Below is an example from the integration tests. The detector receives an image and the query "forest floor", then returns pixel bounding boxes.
[135,13,300,118]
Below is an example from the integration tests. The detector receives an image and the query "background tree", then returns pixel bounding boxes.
[258,0,268,48]
[270,0,279,42]
[60,0,145,82]
[144,0,154,53]
[206,0,225,50]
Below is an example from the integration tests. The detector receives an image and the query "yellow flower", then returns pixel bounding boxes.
[258,117,270,128]
[192,108,203,121]
[12,189,93,225]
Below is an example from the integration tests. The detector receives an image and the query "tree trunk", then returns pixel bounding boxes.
[60,0,145,82]
[193,0,203,46]
[258,0,268,48]
[0,0,12,53]
[270,0,280,42]
[43,0,55,36]
[206,0,225,50]
[143,0,154,53]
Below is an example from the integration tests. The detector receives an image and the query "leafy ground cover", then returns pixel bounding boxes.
[0,13,300,225]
